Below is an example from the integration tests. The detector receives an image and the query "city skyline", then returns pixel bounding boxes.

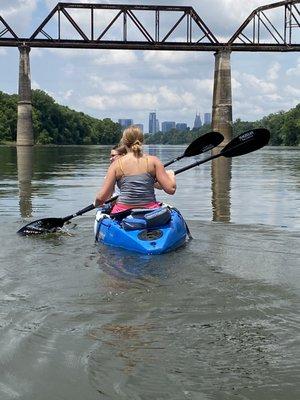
[0,1,299,130]
[118,110,211,133]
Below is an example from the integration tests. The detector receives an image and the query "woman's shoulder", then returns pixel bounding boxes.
[145,154,161,163]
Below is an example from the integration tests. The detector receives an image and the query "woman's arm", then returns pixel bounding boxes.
[94,164,117,206]
[153,157,176,195]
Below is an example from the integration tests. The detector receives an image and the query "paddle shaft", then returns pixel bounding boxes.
[163,155,184,167]
[162,131,223,168]
[63,129,269,218]
[174,153,219,175]
[62,195,118,223]
[66,153,199,219]
[174,129,270,175]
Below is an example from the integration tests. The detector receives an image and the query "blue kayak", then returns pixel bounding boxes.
[94,206,190,255]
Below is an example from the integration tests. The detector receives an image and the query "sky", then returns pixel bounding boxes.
[0,0,299,131]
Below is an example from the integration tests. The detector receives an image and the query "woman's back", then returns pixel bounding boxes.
[94,125,176,211]
[115,153,154,177]
[116,155,156,205]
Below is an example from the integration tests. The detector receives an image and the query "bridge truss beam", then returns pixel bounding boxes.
[228,0,300,51]
[0,1,299,51]
[0,2,221,50]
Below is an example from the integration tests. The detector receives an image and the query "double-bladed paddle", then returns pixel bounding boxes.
[17,131,224,235]
[173,128,270,175]
[163,131,224,167]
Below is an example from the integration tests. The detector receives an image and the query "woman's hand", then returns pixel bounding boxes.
[166,170,175,178]
[154,159,177,195]
[94,197,103,208]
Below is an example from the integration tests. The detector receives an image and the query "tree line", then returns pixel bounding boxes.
[0,89,299,146]
[145,104,300,146]
[0,90,122,145]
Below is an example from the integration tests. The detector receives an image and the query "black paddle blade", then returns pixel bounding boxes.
[221,128,270,158]
[184,131,224,157]
[17,217,65,236]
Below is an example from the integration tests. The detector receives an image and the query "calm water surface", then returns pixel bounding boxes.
[0,145,299,400]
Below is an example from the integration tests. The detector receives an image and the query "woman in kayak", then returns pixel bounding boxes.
[94,125,176,213]
[110,144,127,164]
[101,144,127,214]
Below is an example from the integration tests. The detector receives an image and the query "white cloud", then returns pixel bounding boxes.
[264,93,282,101]
[124,93,158,110]
[191,0,267,38]
[143,50,189,64]
[32,80,40,89]
[240,73,277,94]
[284,85,300,97]
[267,62,281,81]
[47,48,95,58]
[0,0,37,35]
[83,95,118,111]
[83,92,157,112]
[61,90,74,101]
[231,77,242,90]
[89,75,130,94]
[150,63,185,77]
[94,50,138,65]
[194,79,214,93]
[158,86,182,107]
[81,85,197,114]
[286,57,300,77]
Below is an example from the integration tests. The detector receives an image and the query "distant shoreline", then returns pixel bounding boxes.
[1,142,299,149]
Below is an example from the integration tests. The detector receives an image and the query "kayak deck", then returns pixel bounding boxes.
[94,206,189,255]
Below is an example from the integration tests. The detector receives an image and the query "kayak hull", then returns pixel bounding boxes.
[94,207,189,255]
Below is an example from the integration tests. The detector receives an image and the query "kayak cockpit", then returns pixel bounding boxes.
[94,205,189,255]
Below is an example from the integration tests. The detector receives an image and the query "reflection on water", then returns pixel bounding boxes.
[17,146,33,218]
[0,144,299,400]
[0,145,299,229]
[88,230,300,400]
[96,243,183,282]
[211,155,232,222]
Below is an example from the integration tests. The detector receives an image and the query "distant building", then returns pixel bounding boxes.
[149,112,157,134]
[135,124,144,133]
[156,119,160,133]
[176,123,188,131]
[118,119,133,129]
[193,112,202,129]
[162,121,176,133]
[204,113,212,125]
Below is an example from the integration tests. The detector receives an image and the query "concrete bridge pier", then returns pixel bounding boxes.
[17,45,34,146]
[211,49,233,146]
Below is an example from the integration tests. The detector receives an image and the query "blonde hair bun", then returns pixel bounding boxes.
[122,126,144,155]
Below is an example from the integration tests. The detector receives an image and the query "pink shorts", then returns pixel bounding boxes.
[111,201,161,214]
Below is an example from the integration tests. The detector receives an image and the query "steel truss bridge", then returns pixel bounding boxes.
[0,0,299,52]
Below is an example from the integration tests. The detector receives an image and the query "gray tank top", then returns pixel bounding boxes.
[117,172,156,205]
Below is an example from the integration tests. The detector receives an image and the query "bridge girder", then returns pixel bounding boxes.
[228,0,300,49]
[0,1,299,51]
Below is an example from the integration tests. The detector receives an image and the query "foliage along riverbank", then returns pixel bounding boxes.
[0,89,299,146]
[145,105,300,146]
[0,90,122,145]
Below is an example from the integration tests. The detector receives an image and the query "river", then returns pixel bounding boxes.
[0,144,299,399]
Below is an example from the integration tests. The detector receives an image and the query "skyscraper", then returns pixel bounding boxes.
[176,123,188,131]
[193,112,202,129]
[118,119,133,129]
[156,118,160,133]
[204,113,212,125]
[162,121,175,133]
[149,111,157,134]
